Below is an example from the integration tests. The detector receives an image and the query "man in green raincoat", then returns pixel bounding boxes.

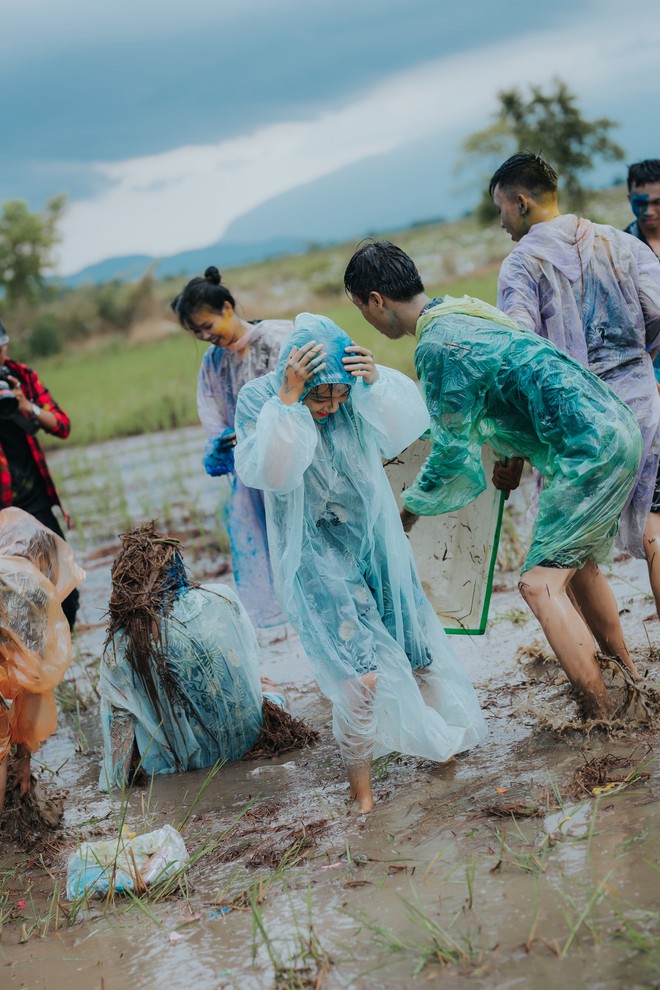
[344,241,642,719]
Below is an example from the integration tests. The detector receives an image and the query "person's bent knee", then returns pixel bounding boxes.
[518,565,573,602]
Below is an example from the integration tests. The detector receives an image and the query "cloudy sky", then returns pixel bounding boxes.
[2,0,658,275]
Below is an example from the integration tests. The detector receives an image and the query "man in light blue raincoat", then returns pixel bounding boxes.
[234,314,486,813]
[345,241,642,721]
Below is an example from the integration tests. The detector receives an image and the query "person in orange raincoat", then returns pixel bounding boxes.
[0,508,84,812]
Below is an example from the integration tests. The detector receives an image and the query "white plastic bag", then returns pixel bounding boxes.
[66,824,189,900]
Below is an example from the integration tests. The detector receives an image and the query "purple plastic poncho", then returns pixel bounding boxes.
[197,319,292,631]
[498,215,660,557]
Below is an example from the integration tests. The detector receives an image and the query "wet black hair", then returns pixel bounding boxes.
[343,240,425,305]
[170,266,236,333]
[489,152,558,200]
[627,159,660,191]
[306,382,351,402]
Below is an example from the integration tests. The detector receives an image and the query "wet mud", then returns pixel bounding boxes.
[1,428,659,990]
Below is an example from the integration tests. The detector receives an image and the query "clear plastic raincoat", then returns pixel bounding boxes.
[234,314,486,770]
[403,297,643,573]
[0,508,84,760]
[197,319,293,631]
[498,216,660,557]
[100,583,263,790]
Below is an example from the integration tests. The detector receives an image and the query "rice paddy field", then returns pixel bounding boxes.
[1,428,659,990]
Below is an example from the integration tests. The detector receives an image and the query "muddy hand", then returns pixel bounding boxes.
[342,343,378,384]
[492,457,524,499]
[400,507,419,533]
[279,341,327,406]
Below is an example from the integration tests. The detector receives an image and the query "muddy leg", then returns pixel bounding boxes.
[518,565,613,717]
[347,761,374,814]
[340,672,376,813]
[13,745,32,798]
[0,754,7,814]
[643,512,660,619]
[569,562,639,679]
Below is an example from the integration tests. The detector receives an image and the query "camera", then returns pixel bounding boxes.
[0,365,19,419]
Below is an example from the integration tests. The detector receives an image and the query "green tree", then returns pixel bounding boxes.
[0,194,66,309]
[460,79,625,221]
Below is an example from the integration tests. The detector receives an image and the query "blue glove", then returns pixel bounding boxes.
[203,431,236,477]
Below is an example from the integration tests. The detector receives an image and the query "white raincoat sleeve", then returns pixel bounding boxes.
[497,254,543,333]
[350,366,430,457]
[235,387,318,495]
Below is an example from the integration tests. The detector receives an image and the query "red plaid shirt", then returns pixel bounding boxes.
[0,359,70,524]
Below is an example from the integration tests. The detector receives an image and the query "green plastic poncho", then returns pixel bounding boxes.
[234,313,486,771]
[403,296,643,572]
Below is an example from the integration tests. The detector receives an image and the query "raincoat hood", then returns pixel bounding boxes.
[417,294,527,339]
[277,313,354,399]
[512,214,595,282]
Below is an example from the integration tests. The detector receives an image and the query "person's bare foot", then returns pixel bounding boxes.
[348,790,374,814]
[348,774,375,814]
[579,690,614,721]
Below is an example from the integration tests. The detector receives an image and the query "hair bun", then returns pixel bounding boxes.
[204,266,221,285]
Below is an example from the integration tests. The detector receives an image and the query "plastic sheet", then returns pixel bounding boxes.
[66,824,189,899]
[386,440,504,634]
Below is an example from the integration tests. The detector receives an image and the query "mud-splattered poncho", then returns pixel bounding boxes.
[99,583,263,791]
[0,508,84,762]
[497,215,660,557]
[197,319,292,632]
[402,296,643,574]
[234,313,486,770]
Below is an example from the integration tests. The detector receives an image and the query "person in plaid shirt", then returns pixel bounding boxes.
[0,318,78,627]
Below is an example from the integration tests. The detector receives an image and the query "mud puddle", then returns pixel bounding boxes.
[1,428,659,990]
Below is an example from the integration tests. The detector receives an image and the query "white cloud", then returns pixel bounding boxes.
[55,0,660,273]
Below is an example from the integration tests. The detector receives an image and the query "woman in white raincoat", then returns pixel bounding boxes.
[234,314,486,812]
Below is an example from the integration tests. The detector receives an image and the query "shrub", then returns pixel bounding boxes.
[28,314,62,357]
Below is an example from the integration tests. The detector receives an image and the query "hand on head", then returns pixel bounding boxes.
[342,343,378,384]
[279,341,327,406]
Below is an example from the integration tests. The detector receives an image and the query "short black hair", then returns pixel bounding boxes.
[489,152,558,200]
[343,240,424,305]
[627,159,660,191]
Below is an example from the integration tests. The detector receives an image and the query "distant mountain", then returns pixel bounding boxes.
[60,235,312,287]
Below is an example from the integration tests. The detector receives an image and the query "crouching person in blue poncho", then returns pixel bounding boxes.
[234,314,486,813]
[99,523,296,792]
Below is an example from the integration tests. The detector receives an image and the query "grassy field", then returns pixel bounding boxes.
[40,265,499,448]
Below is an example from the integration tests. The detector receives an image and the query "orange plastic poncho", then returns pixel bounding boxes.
[0,508,85,760]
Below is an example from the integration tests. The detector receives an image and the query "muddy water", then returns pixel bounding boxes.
[2,428,659,990]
